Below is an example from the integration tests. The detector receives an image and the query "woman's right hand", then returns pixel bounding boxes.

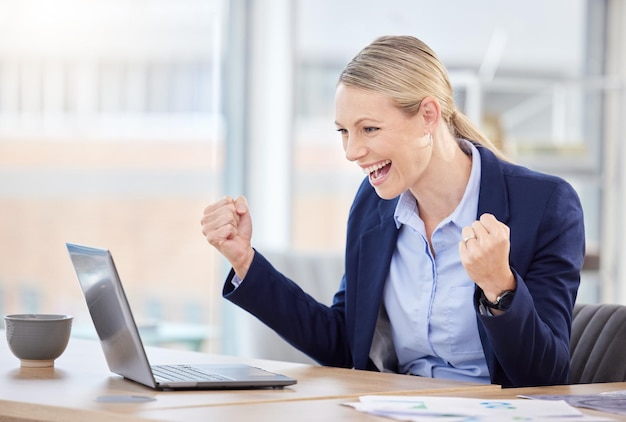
[200,195,255,279]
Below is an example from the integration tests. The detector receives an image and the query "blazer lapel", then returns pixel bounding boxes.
[476,145,509,221]
[352,198,399,368]
[474,145,510,380]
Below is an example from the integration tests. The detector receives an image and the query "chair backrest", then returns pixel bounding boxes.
[569,302,626,384]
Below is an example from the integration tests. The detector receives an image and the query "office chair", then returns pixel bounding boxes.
[569,302,626,384]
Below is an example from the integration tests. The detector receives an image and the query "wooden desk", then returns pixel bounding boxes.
[0,333,498,421]
[133,382,626,421]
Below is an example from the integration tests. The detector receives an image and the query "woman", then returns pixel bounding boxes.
[200,35,585,387]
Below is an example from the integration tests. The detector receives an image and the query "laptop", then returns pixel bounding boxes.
[66,243,296,390]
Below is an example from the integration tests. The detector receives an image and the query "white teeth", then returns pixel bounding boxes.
[363,160,391,175]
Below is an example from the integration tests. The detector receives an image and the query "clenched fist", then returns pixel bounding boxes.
[200,195,255,279]
[459,213,516,305]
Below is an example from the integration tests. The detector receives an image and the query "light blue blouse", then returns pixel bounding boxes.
[385,142,490,383]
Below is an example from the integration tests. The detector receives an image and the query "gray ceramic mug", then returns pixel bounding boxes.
[4,314,73,367]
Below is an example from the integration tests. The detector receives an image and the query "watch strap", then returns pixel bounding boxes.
[480,289,515,311]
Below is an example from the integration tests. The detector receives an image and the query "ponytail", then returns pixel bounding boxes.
[449,110,508,161]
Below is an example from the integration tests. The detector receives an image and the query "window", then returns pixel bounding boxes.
[0,0,226,352]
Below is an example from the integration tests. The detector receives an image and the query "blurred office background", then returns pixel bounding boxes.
[0,0,624,360]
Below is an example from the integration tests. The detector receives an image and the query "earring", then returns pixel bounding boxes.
[426,133,433,147]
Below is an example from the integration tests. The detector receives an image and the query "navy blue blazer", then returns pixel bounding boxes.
[223,145,585,387]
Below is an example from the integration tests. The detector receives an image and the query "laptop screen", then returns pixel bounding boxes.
[67,243,157,388]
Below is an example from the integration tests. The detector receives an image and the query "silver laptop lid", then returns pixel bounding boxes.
[66,243,157,388]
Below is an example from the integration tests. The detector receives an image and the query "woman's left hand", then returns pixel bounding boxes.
[459,213,516,302]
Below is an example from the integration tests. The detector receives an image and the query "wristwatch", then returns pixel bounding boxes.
[480,289,515,311]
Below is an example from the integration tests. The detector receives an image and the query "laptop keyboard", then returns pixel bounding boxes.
[151,364,232,382]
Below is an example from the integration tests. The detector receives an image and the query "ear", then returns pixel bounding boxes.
[419,97,441,130]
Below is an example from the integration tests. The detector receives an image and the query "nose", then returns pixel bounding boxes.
[343,134,367,162]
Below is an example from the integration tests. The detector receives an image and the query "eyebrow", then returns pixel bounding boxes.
[334,117,381,127]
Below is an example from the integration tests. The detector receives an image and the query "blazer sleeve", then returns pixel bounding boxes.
[476,178,585,387]
[222,251,353,367]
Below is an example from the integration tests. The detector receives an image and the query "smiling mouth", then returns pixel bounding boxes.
[364,160,391,181]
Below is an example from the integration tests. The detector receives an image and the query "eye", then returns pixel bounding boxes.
[364,127,379,134]
[336,128,348,136]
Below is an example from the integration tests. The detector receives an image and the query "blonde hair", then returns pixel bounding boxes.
[338,35,506,160]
